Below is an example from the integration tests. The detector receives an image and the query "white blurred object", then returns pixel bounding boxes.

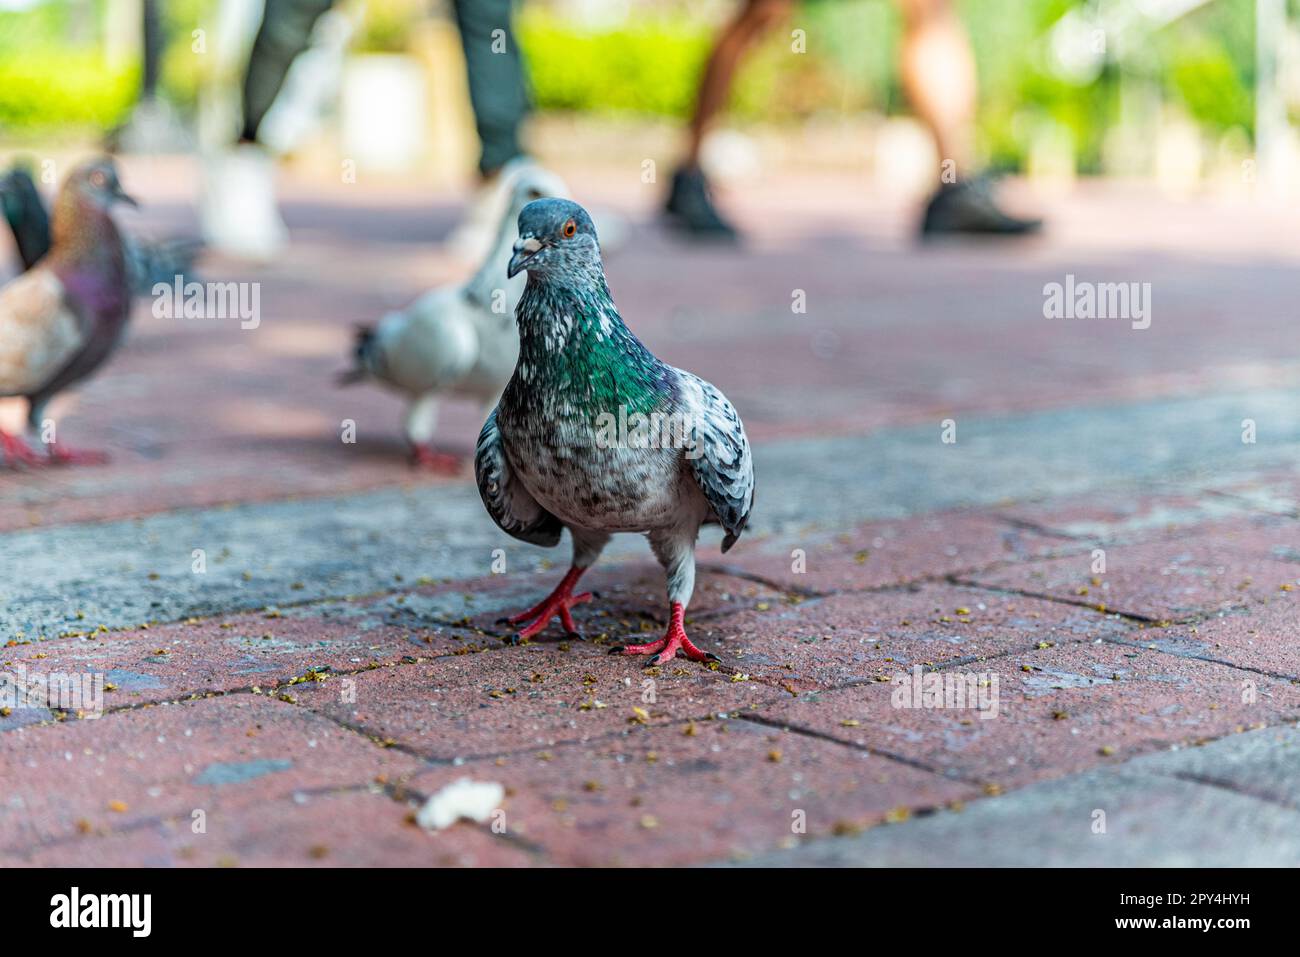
[1154,114,1203,195]
[200,143,289,261]
[1047,9,1107,85]
[445,156,627,262]
[416,778,504,831]
[340,54,428,173]
[260,6,359,156]
[700,129,763,186]
[445,156,542,262]
[871,118,938,198]
[1027,119,1077,198]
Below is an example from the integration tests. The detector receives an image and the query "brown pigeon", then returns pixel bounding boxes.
[0,158,135,466]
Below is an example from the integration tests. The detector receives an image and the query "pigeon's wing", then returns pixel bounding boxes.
[367,290,480,394]
[681,372,755,553]
[0,268,86,397]
[474,408,564,547]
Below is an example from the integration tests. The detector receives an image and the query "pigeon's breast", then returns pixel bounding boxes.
[502,411,693,532]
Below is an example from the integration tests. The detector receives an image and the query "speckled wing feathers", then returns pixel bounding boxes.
[682,371,754,552]
[475,408,564,547]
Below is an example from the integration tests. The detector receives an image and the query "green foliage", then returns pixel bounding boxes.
[0,51,138,134]
[0,0,1264,167]
[521,0,1258,169]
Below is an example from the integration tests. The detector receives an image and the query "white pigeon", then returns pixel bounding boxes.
[341,164,569,471]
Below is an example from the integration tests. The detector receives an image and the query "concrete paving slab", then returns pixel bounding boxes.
[722,725,1300,866]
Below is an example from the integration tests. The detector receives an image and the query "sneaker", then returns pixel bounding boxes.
[664,167,738,241]
[200,143,289,262]
[920,176,1042,238]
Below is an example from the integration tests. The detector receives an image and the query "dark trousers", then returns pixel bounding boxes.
[241,0,529,176]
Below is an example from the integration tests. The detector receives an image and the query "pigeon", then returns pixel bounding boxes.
[0,158,135,467]
[343,169,572,475]
[0,161,201,292]
[341,165,569,472]
[475,198,755,665]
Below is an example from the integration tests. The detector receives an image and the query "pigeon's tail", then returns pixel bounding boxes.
[337,323,378,385]
[128,235,206,295]
[0,164,53,271]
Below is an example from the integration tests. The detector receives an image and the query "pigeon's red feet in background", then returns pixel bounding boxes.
[410,443,462,475]
[499,565,594,644]
[45,442,109,466]
[0,432,45,468]
[613,602,719,666]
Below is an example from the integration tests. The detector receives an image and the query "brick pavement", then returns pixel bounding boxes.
[1,158,1298,865]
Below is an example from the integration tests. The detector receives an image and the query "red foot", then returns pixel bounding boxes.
[410,443,462,475]
[498,566,594,644]
[0,432,45,468]
[613,602,719,666]
[46,443,109,466]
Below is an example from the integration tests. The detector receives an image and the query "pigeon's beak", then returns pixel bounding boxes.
[507,237,542,279]
[113,183,138,208]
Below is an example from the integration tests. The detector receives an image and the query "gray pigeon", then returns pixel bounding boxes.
[0,158,134,466]
[475,198,754,665]
[341,164,568,471]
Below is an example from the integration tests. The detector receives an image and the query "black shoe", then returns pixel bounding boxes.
[664,167,739,241]
[920,176,1042,238]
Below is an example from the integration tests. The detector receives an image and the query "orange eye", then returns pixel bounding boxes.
[562,219,576,238]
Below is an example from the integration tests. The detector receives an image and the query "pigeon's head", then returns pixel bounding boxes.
[504,165,569,220]
[507,198,599,280]
[65,157,137,210]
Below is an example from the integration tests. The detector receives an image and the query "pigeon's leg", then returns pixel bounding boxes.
[0,431,45,468]
[613,528,719,666]
[410,444,462,474]
[499,529,609,644]
[405,393,461,474]
[44,442,110,466]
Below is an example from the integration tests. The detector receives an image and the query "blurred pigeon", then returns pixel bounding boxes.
[0,161,201,292]
[0,158,135,466]
[341,164,568,472]
[476,198,755,664]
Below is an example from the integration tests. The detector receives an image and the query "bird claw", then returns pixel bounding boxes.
[615,603,717,667]
[497,568,593,645]
[409,444,462,475]
[46,444,110,466]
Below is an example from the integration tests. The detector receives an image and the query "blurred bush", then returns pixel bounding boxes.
[0,0,1265,172]
[521,0,1257,171]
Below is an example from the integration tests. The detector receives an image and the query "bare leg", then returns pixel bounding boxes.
[683,0,793,169]
[666,0,792,238]
[899,0,1041,235]
[896,0,976,176]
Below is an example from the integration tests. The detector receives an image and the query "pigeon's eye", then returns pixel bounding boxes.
[562,219,576,239]
[89,170,108,188]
